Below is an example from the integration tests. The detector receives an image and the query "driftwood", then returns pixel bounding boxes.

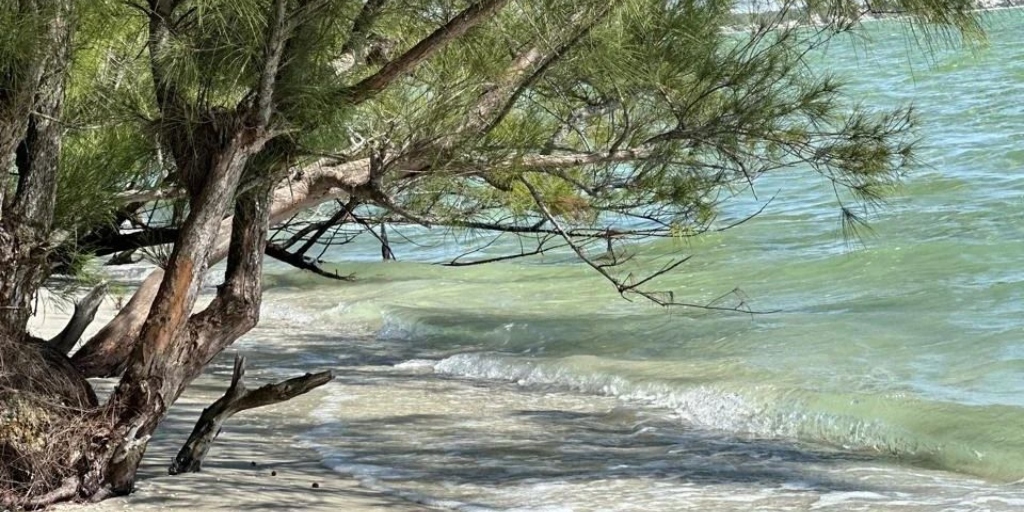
[49,282,108,355]
[169,354,334,475]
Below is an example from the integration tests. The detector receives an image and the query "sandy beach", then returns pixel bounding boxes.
[28,292,426,512]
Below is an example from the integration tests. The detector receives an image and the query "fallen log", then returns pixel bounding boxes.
[168,354,334,475]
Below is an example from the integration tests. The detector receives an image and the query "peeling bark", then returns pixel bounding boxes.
[100,137,269,494]
[73,161,364,377]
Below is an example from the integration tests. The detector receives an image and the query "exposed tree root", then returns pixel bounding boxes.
[0,390,95,510]
[16,477,80,510]
[0,327,103,509]
[169,354,333,475]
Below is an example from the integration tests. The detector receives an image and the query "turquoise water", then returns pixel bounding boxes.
[252,12,1024,510]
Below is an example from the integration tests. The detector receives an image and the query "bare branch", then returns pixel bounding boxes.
[520,176,623,284]
[293,200,354,255]
[265,242,355,281]
[444,236,565,266]
[520,176,773,313]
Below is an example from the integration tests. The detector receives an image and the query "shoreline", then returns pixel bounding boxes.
[29,294,425,512]
[27,283,1024,511]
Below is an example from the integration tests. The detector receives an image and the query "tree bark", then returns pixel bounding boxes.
[169,354,333,474]
[98,132,269,492]
[0,0,72,340]
[72,271,164,377]
[72,161,366,377]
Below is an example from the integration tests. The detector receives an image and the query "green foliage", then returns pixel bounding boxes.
[366,0,913,237]
[17,0,986,294]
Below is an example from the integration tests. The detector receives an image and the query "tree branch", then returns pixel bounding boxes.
[146,0,186,114]
[469,3,616,136]
[292,200,354,255]
[184,181,273,382]
[342,0,510,104]
[334,0,389,73]
[520,176,772,313]
[264,242,354,281]
[83,226,179,257]
[252,0,290,128]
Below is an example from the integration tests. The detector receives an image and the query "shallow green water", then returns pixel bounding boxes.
[257,12,1024,496]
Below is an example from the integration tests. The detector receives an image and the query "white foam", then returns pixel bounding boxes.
[431,352,938,463]
[393,359,438,372]
[811,491,890,509]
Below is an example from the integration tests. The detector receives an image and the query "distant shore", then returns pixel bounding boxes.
[722,1,1024,32]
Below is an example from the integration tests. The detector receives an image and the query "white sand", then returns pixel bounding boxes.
[28,290,426,512]
[50,384,425,512]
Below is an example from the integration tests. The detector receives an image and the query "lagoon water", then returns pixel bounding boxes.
[233,14,1024,511]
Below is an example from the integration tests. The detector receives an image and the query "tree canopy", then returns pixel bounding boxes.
[44,0,980,302]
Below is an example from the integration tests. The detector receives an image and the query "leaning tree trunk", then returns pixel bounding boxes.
[2,169,272,507]
[94,129,273,495]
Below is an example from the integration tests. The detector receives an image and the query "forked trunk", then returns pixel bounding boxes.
[72,167,347,377]
[96,172,273,497]
[3,116,271,507]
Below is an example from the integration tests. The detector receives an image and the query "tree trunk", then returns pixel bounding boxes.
[0,0,72,340]
[96,157,274,491]
[2,160,269,507]
[72,163,360,377]
[169,354,333,475]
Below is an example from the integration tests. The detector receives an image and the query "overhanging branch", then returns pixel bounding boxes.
[264,242,354,281]
[342,0,511,104]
